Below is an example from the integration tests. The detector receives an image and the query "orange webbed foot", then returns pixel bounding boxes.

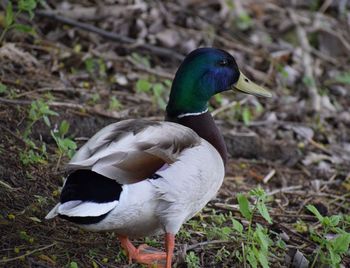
[134,244,166,266]
[118,236,167,267]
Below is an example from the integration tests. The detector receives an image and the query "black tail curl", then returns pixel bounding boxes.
[59,170,122,225]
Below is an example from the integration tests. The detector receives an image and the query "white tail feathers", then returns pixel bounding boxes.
[45,200,118,219]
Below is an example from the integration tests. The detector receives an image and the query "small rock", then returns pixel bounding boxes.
[339,111,350,124]
[156,29,180,48]
[311,179,321,192]
[267,112,278,122]
[318,30,348,57]
[182,39,198,53]
[329,85,347,97]
[317,161,334,174]
[285,249,309,268]
[280,231,290,242]
[290,125,314,140]
[320,95,337,113]
[114,73,128,86]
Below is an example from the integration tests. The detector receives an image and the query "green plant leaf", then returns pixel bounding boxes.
[332,233,350,253]
[136,79,152,92]
[329,249,341,266]
[0,83,8,94]
[152,83,164,97]
[62,138,77,150]
[276,238,286,249]
[19,0,37,18]
[43,115,51,127]
[257,201,272,224]
[250,187,265,198]
[236,11,253,31]
[91,260,98,268]
[156,97,166,110]
[214,94,223,104]
[335,72,350,84]
[5,2,14,27]
[242,106,251,125]
[222,226,232,236]
[69,261,78,268]
[246,249,258,268]
[13,23,35,34]
[237,193,251,220]
[97,58,106,77]
[306,204,324,222]
[255,225,269,252]
[59,120,70,137]
[164,79,172,87]
[185,251,200,268]
[131,53,150,68]
[257,250,269,268]
[109,96,122,110]
[329,215,341,227]
[232,218,243,234]
[84,58,95,73]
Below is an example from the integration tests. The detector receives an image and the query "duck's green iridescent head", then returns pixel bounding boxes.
[166,48,272,118]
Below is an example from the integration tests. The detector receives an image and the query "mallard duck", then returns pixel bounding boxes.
[46,48,271,268]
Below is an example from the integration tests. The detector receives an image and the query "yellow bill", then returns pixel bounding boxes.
[232,71,272,98]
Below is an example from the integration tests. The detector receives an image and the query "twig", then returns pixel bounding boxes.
[263,169,276,184]
[277,191,350,201]
[0,179,19,191]
[0,97,86,111]
[267,185,303,196]
[185,240,229,251]
[35,10,185,61]
[212,98,249,117]
[0,97,125,119]
[15,87,84,98]
[308,138,332,155]
[310,47,338,65]
[0,97,34,105]
[276,222,317,246]
[0,243,56,264]
[288,9,321,112]
[318,0,333,13]
[212,100,237,117]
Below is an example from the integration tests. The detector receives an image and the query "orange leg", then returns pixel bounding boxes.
[118,235,166,267]
[165,233,175,268]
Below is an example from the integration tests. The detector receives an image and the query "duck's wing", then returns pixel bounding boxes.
[67,119,200,184]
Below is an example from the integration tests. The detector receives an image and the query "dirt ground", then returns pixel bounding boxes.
[0,1,349,267]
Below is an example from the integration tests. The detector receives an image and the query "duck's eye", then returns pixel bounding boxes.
[219,59,228,66]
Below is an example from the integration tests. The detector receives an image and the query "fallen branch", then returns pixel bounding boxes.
[186,240,229,251]
[267,185,303,196]
[0,243,56,264]
[263,169,276,184]
[35,10,185,61]
[0,179,19,191]
[0,97,125,119]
